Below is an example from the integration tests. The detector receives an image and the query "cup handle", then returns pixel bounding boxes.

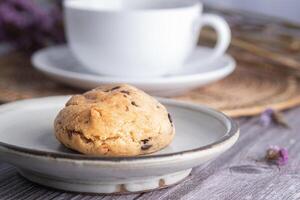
[195,14,231,64]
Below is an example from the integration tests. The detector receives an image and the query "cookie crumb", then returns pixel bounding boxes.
[159,179,165,187]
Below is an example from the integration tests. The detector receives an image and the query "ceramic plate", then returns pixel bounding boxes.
[0,96,239,194]
[32,45,236,97]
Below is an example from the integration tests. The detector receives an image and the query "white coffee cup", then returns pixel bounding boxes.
[64,0,231,77]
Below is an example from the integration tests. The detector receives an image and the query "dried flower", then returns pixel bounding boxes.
[260,108,274,127]
[265,146,288,166]
[259,108,289,128]
[0,0,65,52]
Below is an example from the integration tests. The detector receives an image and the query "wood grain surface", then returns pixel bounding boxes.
[1,107,300,200]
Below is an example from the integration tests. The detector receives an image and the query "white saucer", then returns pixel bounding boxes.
[32,45,236,97]
[0,96,238,194]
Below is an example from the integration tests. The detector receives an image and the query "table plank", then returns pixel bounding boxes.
[177,111,300,200]
[0,163,141,200]
[134,107,300,200]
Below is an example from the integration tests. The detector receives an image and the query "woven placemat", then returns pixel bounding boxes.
[175,50,300,117]
[0,50,300,117]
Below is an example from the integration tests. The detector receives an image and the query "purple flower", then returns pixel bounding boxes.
[0,0,65,52]
[277,148,289,166]
[259,108,274,127]
[265,146,288,166]
[259,108,289,128]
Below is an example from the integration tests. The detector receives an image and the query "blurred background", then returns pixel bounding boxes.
[0,0,64,53]
[0,0,299,53]
[203,0,300,24]
[0,0,300,117]
[0,0,299,52]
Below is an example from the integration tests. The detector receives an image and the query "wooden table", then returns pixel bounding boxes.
[1,8,300,200]
[1,109,300,199]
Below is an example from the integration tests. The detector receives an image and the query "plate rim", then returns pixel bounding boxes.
[31,45,236,85]
[0,96,239,162]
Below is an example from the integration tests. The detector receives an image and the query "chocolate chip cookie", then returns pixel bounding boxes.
[54,84,175,156]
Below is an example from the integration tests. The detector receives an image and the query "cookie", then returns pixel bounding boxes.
[54,84,175,156]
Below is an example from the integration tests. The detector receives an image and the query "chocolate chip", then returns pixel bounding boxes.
[123,95,127,98]
[120,90,130,95]
[140,137,152,150]
[66,130,79,139]
[104,86,121,92]
[111,86,121,91]
[131,101,138,107]
[67,131,73,139]
[168,113,173,126]
[66,130,93,143]
[141,138,149,144]
[81,137,93,143]
[141,144,152,150]
[156,105,160,109]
